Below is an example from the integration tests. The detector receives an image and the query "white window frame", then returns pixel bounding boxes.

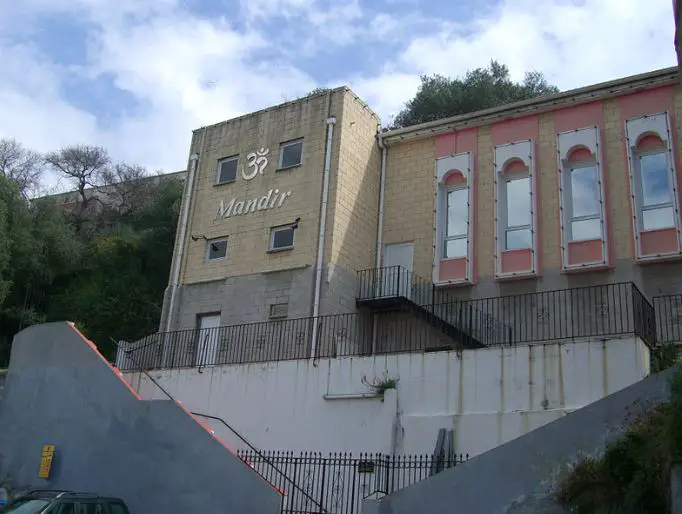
[625,111,682,260]
[556,126,608,270]
[278,139,303,169]
[494,139,538,278]
[634,149,675,231]
[443,187,469,258]
[433,152,474,285]
[269,224,296,251]
[216,155,239,185]
[206,237,228,261]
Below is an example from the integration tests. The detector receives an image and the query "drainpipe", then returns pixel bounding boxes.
[372,131,387,354]
[376,130,387,270]
[160,128,206,366]
[310,115,337,359]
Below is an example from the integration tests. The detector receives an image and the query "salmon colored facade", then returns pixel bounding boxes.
[380,68,682,301]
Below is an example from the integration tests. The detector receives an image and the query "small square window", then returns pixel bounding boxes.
[217,156,239,184]
[207,238,228,260]
[269,303,289,319]
[269,225,295,251]
[278,140,303,169]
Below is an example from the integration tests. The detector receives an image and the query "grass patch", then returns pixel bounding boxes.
[556,365,682,514]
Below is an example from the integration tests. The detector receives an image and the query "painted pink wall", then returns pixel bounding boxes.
[435,128,478,284]
[492,116,540,277]
[618,85,680,261]
[554,100,612,271]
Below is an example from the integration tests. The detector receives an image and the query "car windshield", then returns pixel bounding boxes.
[5,499,50,513]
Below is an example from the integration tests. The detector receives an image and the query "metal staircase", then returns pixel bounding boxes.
[356,266,509,350]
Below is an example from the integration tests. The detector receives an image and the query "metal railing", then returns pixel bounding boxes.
[117,281,657,372]
[237,450,468,514]
[358,267,655,348]
[653,294,682,344]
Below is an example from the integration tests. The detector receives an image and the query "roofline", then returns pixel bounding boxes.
[379,66,679,146]
[192,85,380,134]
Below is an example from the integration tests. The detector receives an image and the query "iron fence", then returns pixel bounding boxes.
[237,450,468,514]
[118,281,657,372]
[653,294,682,344]
[358,268,656,348]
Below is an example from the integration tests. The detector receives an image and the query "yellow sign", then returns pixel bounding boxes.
[38,445,55,479]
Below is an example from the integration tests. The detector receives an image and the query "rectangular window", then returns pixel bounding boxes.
[278,139,303,169]
[206,238,228,260]
[638,151,674,230]
[504,177,531,250]
[444,188,468,258]
[269,225,295,251]
[216,156,239,184]
[269,302,289,319]
[568,165,601,241]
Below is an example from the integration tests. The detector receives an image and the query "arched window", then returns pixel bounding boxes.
[633,133,673,231]
[557,126,608,270]
[434,152,474,284]
[494,138,537,278]
[625,112,681,260]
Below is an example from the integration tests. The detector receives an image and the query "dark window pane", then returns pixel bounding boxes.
[218,158,238,183]
[272,227,294,249]
[208,239,228,259]
[280,141,302,168]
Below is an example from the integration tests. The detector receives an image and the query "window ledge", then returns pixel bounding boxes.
[433,279,474,288]
[635,252,682,265]
[267,246,294,254]
[494,271,538,282]
[561,262,610,274]
[214,180,236,187]
[276,163,302,172]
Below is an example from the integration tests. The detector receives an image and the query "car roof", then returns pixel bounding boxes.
[20,490,125,502]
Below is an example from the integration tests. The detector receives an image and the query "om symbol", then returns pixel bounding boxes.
[242,147,269,180]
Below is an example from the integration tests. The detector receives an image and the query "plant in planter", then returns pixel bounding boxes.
[362,371,399,397]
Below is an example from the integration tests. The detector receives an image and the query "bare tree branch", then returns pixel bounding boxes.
[44,145,111,219]
[0,138,44,198]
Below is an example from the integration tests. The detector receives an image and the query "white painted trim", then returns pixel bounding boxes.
[433,152,474,285]
[493,139,537,278]
[556,126,609,270]
[625,111,682,260]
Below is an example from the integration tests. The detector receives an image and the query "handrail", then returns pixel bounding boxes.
[111,338,329,513]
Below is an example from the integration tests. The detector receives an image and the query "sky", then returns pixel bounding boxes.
[0,0,677,192]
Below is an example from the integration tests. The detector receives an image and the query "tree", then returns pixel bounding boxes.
[44,145,111,223]
[391,60,560,129]
[0,138,44,198]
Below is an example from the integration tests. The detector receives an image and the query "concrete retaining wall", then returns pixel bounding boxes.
[0,322,282,514]
[363,365,679,514]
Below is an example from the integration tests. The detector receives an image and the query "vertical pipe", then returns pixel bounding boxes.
[310,116,337,359]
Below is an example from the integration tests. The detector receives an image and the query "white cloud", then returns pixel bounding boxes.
[351,0,677,121]
[0,0,677,193]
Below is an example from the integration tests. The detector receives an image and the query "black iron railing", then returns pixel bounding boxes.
[118,282,658,372]
[653,294,682,344]
[237,450,467,514]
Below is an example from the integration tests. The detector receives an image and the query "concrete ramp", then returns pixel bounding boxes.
[0,322,283,514]
[363,364,679,514]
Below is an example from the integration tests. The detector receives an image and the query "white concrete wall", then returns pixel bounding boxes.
[124,336,650,457]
